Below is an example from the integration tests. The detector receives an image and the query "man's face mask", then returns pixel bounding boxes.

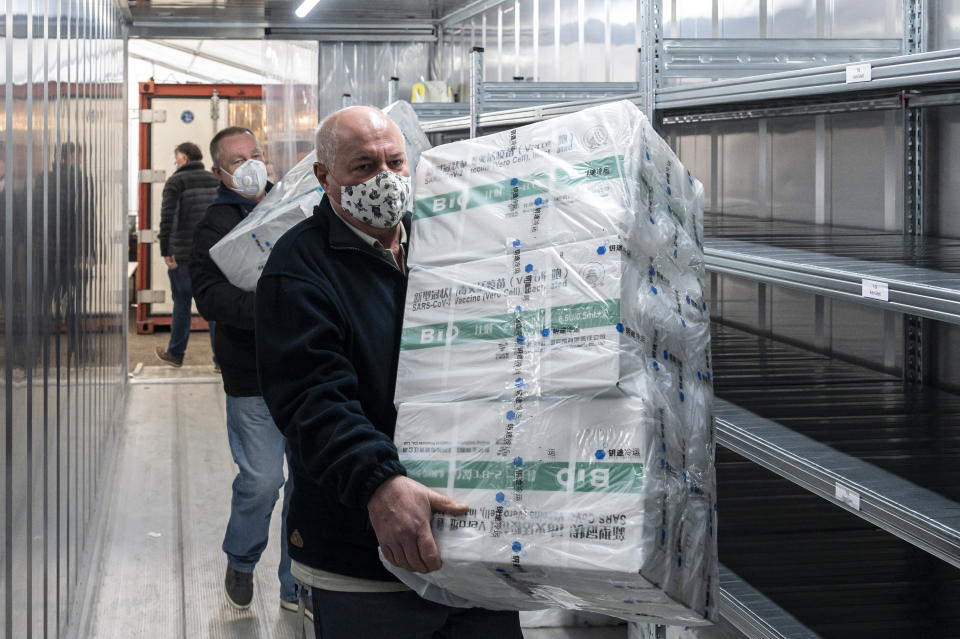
[224,158,267,197]
[340,170,410,229]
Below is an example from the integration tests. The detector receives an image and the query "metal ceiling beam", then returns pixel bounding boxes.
[438,0,504,27]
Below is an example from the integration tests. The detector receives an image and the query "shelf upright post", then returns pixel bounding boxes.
[638,0,662,123]
[469,46,485,139]
[903,0,928,384]
[387,76,399,105]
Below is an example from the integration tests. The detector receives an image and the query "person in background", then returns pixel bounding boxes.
[190,127,307,619]
[255,106,523,639]
[155,142,219,368]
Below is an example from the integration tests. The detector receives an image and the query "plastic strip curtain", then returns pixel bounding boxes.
[262,42,319,177]
[317,42,430,120]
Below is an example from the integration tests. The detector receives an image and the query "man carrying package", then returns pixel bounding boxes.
[190,127,303,617]
[255,106,524,639]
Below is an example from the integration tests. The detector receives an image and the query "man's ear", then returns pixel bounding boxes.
[314,162,331,191]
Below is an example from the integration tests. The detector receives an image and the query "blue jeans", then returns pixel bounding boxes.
[311,590,522,639]
[166,263,193,361]
[223,395,296,602]
[167,262,216,363]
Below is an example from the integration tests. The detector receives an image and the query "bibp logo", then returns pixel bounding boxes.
[419,325,459,345]
[556,466,610,490]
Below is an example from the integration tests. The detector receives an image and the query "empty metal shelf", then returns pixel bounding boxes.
[703,215,960,324]
[711,325,960,568]
[718,565,823,639]
[656,47,960,111]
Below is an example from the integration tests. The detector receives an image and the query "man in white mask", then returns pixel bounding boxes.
[255,107,523,638]
[189,127,306,619]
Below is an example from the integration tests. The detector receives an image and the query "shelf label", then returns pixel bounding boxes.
[862,279,889,302]
[835,483,861,511]
[846,63,872,84]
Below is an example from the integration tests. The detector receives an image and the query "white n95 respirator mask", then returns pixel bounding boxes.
[225,158,268,197]
[340,170,411,229]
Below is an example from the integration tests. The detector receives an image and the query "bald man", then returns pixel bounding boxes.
[256,107,523,638]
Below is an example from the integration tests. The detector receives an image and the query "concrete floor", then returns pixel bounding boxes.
[128,309,217,372]
[77,366,628,638]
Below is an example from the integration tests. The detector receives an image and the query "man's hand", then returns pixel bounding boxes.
[164,255,178,269]
[368,475,468,574]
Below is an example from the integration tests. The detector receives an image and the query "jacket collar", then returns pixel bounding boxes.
[318,194,411,265]
[212,181,273,209]
[174,160,205,174]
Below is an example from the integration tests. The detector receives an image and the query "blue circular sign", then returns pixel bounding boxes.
[180,110,195,124]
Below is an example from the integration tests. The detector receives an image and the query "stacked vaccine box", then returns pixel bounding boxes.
[391,101,717,626]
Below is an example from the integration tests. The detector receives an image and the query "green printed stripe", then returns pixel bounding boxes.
[400,309,547,351]
[551,299,621,331]
[401,300,619,351]
[451,460,644,493]
[413,155,624,220]
[403,460,449,488]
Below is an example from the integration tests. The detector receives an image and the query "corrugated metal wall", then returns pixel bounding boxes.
[440,0,639,93]
[1,1,128,637]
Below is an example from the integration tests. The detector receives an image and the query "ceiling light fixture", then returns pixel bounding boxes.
[295,0,322,18]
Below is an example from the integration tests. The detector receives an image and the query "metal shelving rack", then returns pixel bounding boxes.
[422,1,959,636]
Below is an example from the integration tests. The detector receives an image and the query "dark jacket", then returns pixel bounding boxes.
[191,183,272,397]
[159,160,219,261]
[256,195,410,581]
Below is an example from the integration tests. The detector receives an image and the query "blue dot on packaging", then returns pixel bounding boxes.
[649,267,656,277]
[512,239,521,247]
[515,305,522,313]
[514,456,523,466]
[615,323,624,333]
[514,377,524,387]
[524,264,533,273]
[542,328,551,337]
[534,197,543,205]
[663,350,669,359]
[506,410,516,421]
[516,335,525,345]
[679,391,685,402]
[648,215,656,225]
[510,177,518,185]
[680,318,687,327]
[667,186,672,196]
[651,286,658,295]
[652,361,660,371]
[496,492,505,503]
[595,450,606,460]
[596,246,606,255]
[512,541,522,552]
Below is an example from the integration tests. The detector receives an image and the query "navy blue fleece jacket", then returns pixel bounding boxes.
[255,195,410,581]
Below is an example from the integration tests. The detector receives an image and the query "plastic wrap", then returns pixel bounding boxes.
[209,151,322,291]
[389,100,717,626]
[383,100,433,188]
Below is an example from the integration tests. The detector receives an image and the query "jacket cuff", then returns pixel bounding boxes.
[358,459,408,508]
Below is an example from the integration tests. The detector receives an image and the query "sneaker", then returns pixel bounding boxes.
[280,590,314,622]
[154,346,183,368]
[224,566,254,610]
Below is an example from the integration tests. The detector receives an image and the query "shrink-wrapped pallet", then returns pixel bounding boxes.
[389,100,717,627]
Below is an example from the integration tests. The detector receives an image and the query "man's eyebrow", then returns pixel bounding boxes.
[348,154,377,164]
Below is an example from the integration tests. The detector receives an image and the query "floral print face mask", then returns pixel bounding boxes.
[340,170,411,229]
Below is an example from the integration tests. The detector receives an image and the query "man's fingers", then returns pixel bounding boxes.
[381,544,399,568]
[427,490,469,516]
[417,526,442,573]
[401,536,429,574]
